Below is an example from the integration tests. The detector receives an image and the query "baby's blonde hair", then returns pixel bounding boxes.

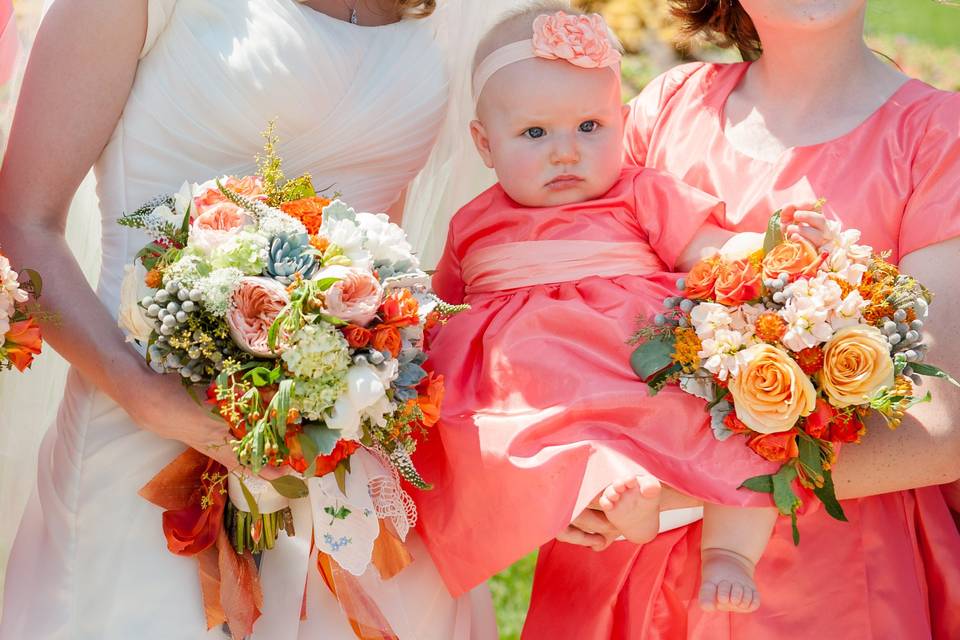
[473,1,621,73]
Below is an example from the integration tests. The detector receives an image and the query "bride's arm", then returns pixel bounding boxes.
[0,0,236,467]
[831,237,960,499]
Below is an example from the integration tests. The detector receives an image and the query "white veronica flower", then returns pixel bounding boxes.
[355,212,419,269]
[690,302,735,341]
[698,328,756,380]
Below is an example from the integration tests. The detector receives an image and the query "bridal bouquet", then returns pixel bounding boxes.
[630,211,957,541]
[118,127,465,636]
[0,249,43,372]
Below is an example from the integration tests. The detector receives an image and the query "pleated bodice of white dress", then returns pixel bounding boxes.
[0,1,494,638]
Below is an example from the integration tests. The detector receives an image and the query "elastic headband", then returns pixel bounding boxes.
[472,11,622,104]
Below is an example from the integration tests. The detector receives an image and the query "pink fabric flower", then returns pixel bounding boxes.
[318,265,383,327]
[532,12,620,69]
[226,277,290,357]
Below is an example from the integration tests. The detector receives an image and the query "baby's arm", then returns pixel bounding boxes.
[699,503,778,613]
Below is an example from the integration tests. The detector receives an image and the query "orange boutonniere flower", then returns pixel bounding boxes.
[379,289,420,328]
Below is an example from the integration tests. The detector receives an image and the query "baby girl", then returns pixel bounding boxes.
[412,1,827,614]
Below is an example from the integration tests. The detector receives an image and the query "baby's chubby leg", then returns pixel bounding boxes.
[597,474,662,544]
[699,503,777,613]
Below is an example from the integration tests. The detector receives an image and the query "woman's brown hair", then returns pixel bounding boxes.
[670,0,761,60]
[395,0,436,18]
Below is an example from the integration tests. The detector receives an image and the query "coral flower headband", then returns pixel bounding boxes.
[472,11,622,104]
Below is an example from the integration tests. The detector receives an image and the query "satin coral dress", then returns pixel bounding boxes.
[411,168,786,596]
[525,62,960,640]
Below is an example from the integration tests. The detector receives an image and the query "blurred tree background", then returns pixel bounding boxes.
[490,1,960,638]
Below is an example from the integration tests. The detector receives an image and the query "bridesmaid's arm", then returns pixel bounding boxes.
[831,237,960,499]
[0,0,240,469]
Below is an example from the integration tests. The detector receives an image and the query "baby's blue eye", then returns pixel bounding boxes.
[579,120,599,133]
[524,127,546,139]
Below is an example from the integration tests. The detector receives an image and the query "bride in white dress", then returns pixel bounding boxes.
[0,0,511,637]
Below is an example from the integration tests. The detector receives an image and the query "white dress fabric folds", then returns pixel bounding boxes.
[0,1,497,638]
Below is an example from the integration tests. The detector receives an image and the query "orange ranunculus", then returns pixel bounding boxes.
[371,325,402,357]
[803,397,836,440]
[280,196,330,235]
[416,372,445,428]
[829,410,865,444]
[4,318,42,372]
[761,237,822,282]
[379,289,420,328]
[314,439,362,477]
[713,258,762,306]
[685,256,722,300]
[747,430,800,463]
[341,324,373,349]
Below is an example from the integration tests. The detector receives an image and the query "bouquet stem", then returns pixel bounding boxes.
[225,501,294,554]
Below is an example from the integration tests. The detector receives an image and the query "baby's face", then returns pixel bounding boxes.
[472,58,627,208]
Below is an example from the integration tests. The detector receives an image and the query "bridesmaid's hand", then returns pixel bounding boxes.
[557,505,622,552]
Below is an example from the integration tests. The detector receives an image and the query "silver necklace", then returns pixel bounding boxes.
[340,0,360,24]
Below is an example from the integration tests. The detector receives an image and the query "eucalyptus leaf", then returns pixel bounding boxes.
[334,461,349,495]
[630,336,676,382]
[298,432,319,463]
[797,433,823,483]
[910,362,960,387]
[771,464,799,517]
[304,425,340,456]
[269,476,309,499]
[739,474,774,494]
[813,469,847,522]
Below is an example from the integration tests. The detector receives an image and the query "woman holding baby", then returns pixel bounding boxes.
[525,1,960,638]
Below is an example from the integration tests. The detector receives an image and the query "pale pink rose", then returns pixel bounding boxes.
[193,202,251,232]
[318,265,383,327]
[532,12,621,69]
[227,277,290,357]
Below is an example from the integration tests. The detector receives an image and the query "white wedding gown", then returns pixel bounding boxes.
[0,1,500,638]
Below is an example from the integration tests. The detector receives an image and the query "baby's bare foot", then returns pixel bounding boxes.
[597,475,661,544]
[699,548,761,613]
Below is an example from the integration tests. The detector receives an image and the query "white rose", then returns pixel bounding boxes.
[320,218,372,270]
[718,231,764,261]
[326,362,391,440]
[117,263,156,343]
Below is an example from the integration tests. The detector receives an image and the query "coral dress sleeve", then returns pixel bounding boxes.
[632,169,725,271]
[624,62,707,167]
[430,222,465,304]
[899,93,960,258]
[140,0,178,59]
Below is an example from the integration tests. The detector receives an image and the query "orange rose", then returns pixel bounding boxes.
[313,440,362,477]
[193,175,264,217]
[280,197,330,235]
[819,325,894,408]
[829,411,865,444]
[802,397,836,440]
[341,324,372,349]
[723,411,752,434]
[713,258,762,306]
[416,372,445,428]
[371,325,402,357]
[761,238,822,282]
[727,343,818,433]
[685,256,722,300]
[747,430,800,463]
[4,318,43,372]
[380,289,420,328]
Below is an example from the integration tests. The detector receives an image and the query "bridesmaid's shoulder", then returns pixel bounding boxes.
[628,61,743,112]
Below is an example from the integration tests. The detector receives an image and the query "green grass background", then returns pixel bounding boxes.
[489,3,960,638]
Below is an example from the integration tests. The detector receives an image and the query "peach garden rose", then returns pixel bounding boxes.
[318,265,383,327]
[728,343,818,434]
[226,276,290,357]
[819,325,895,408]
